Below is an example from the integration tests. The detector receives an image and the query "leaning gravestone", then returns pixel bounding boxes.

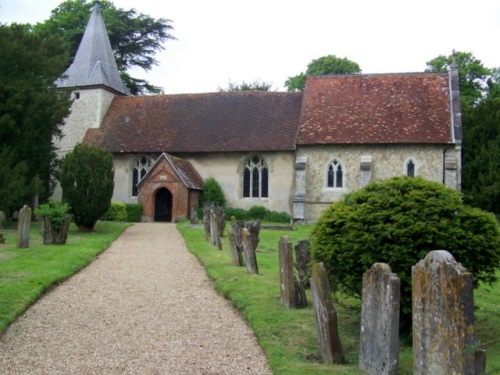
[294,240,310,307]
[279,235,296,308]
[310,262,345,364]
[359,263,400,375]
[17,205,31,248]
[412,250,484,375]
[242,228,258,274]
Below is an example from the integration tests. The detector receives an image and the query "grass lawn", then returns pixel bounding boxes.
[178,222,500,375]
[0,220,131,334]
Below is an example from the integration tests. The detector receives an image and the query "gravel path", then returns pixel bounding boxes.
[0,223,272,374]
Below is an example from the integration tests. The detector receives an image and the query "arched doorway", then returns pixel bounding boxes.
[154,188,172,222]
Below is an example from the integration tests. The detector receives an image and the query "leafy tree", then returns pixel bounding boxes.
[33,0,175,95]
[310,176,500,332]
[199,177,226,207]
[59,144,114,232]
[285,55,361,91]
[218,80,274,92]
[0,23,72,214]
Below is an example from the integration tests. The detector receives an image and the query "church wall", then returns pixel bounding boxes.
[296,144,458,221]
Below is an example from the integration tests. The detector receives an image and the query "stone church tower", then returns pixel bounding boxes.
[54,1,130,158]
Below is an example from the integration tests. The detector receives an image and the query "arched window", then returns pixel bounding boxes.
[131,155,153,196]
[327,159,343,188]
[243,156,268,198]
[406,159,415,177]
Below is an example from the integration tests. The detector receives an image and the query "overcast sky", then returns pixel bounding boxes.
[2,0,500,94]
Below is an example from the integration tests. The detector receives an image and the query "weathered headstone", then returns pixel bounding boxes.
[310,262,345,364]
[202,206,210,241]
[0,210,6,228]
[17,205,31,248]
[279,235,296,308]
[212,212,222,250]
[242,228,258,274]
[190,207,199,225]
[228,229,244,266]
[294,240,311,307]
[412,250,482,375]
[0,233,5,244]
[359,263,400,375]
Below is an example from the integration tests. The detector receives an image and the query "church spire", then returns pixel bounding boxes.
[56,1,130,95]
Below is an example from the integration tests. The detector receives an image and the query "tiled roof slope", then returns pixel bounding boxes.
[55,3,130,95]
[296,73,453,144]
[84,91,303,153]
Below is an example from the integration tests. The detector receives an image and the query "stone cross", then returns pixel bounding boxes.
[310,262,345,364]
[412,250,483,375]
[359,263,400,375]
[279,235,296,308]
[17,205,31,248]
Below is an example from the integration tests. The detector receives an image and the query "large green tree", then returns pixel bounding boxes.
[285,55,361,91]
[33,0,175,95]
[218,79,274,92]
[0,23,72,214]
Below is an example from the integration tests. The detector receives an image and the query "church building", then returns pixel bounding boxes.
[55,4,462,222]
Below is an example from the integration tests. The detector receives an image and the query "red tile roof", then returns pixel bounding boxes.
[84,91,303,153]
[296,73,453,145]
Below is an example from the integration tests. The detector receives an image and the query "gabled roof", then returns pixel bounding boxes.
[296,73,453,145]
[55,2,130,95]
[137,153,204,190]
[84,91,303,153]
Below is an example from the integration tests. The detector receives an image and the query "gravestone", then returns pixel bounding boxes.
[190,207,199,225]
[242,228,258,274]
[359,263,400,375]
[228,229,244,266]
[211,212,222,250]
[310,262,345,364]
[412,250,483,375]
[202,206,210,240]
[17,205,31,248]
[294,240,311,307]
[0,210,6,228]
[0,233,5,244]
[279,235,296,308]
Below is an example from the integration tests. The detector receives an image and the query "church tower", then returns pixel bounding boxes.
[54,1,130,157]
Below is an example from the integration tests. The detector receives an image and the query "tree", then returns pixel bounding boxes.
[33,0,175,95]
[199,177,226,207]
[310,176,500,332]
[59,144,114,232]
[285,55,361,91]
[0,23,72,214]
[218,80,274,92]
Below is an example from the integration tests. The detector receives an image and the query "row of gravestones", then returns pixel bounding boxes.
[279,235,487,375]
[0,206,32,248]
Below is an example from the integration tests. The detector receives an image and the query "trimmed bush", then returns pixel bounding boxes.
[102,202,127,222]
[310,176,500,330]
[199,177,225,207]
[225,205,291,223]
[34,198,72,244]
[125,203,143,222]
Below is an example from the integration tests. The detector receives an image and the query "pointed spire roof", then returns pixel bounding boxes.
[56,1,130,95]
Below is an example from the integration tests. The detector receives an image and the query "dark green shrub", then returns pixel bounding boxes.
[35,198,72,231]
[102,202,127,222]
[224,206,291,223]
[248,205,268,220]
[59,144,114,232]
[125,203,143,222]
[311,176,500,331]
[199,177,225,207]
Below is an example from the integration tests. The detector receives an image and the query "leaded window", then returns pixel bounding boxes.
[243,156,268,198]
[327,159,343,188]
[407,159,415,177]
[132,156,153,196]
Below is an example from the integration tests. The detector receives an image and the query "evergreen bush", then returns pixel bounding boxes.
[125,203,143,222]
[102,202,127,222]
[199,177,225,207]
[59,144,114,232]
[310,176,500,330]
[35,198,72,244]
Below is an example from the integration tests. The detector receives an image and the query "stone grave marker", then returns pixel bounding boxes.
[412,250,484,375]
[359,263,400,375]
[279,235,296,308]
[17,205,31,248]
[294,240,310,307]
[242,228,258,274]
[310,262,345,364]
[190,207,199,225]
[0,210,6,228]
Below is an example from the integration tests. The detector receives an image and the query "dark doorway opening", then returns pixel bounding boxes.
[154,188,172,222]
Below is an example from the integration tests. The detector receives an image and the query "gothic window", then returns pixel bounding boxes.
[132,155,153,196]
[243,156,268,198]
[327,159,343,188]
[406,159,415,177]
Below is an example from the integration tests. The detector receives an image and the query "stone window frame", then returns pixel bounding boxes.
[240,154,269,199]
[325,158,345,190]
[130,155,154,197]
[404,157,418,178]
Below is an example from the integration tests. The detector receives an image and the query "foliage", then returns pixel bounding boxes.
[33,0,175,95]
[0,23,72,213]
[310,176,500,330]
[224,205,291,223]
[285,55,361,91]
[199,177,226,207]
[218,79,274,92]
[34,198,72,231]
[59,144,114,232]
[462,97,500,213]
[0,221,130,334]
[101,201,127,222]
[125,203,143,222]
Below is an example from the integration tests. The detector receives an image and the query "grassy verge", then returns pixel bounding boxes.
[0,220,131,334]
[178,222,500,375]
